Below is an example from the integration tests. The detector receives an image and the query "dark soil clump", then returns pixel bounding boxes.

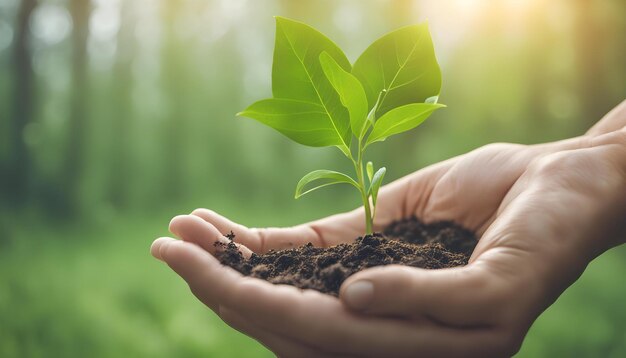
[215,216,477,296]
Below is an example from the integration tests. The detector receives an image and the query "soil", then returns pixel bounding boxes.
[215,216,478,296]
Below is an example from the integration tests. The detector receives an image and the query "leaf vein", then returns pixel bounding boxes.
[280,26,349,148]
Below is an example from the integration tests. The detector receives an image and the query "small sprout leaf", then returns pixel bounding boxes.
[365,103,445,146]
[368,167,386,210]
[295,170,359,199]
[366,161,374,182]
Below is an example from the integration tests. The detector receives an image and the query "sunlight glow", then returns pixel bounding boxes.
[29,3,72,46]
[416,0,537,64]
[451,0,532,12]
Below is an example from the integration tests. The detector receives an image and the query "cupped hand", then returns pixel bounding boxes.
[152,107,625,357]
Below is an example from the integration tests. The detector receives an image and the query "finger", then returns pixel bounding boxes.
[158,239,242,310]
[169,215,253,258]
[219,306,336,358]
[191,208,326,252]
[224,279,502,357]
[339,264,507,326]
[151,237,176,261]
[190,208,249,241]
[590,126,626,149]
[474,135,608,235]
[585,99,626,136]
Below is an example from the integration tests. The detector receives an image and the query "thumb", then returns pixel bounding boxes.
[339,263,505,326]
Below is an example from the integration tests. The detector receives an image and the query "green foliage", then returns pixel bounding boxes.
[366,102,445,146]
[239,17,444,234]
[319,52,369,138]
[237,99,347,147]
[352,23,442,118]
[271,16,352,150]
[368,166,386,213]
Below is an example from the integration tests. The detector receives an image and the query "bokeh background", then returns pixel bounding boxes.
[1,0,625,356]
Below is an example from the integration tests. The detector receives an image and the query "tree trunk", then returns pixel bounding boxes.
[109,1,136,209]
[160,0,186,201]
[5,0,37,207]
[64,0,92,214]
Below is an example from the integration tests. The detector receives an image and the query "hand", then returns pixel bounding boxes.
[151,106,626,357]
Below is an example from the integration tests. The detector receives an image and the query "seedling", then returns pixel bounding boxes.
[238,17,444,235]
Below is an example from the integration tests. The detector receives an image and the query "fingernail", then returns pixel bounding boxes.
[343,281,374,310]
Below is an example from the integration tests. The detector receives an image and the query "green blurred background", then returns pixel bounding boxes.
[1,0,625,356]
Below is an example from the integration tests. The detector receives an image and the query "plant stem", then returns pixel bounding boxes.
[353,140,373,235]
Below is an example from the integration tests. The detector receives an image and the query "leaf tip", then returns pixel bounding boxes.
[274,16,301,27]
[274,16,289,26]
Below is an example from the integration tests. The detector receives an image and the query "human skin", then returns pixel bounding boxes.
[151,100,626,357]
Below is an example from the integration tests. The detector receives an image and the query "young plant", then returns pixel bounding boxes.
[238,17,444,235]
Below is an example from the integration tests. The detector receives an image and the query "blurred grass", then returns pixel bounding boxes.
[0,212,274,358]
[518,244,626,358]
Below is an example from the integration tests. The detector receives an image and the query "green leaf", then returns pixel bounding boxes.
[366,161,374,182]
[365,103,444,146]
[368,167,386,209]
[295,169,359,199]
[238,98,348,147]
[272,17,352,149]
[319,52,369,138]
[352,23,442,117]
